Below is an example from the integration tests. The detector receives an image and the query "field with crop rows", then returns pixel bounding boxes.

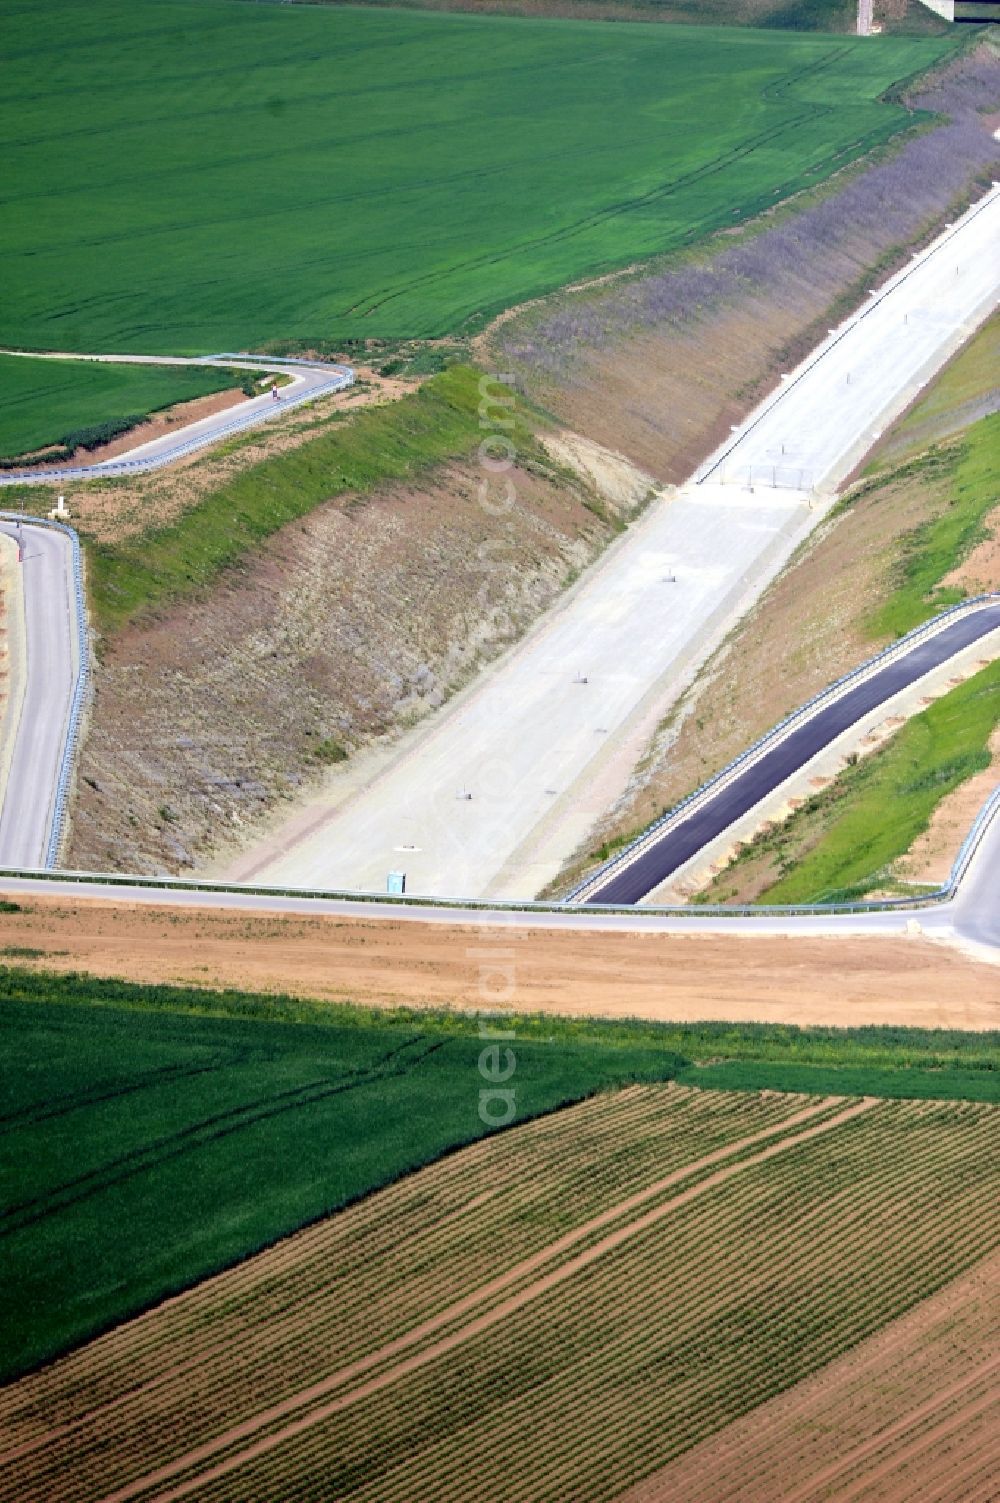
[2,1083,998,1501]
[0,355,238,461]
[2,1,952,356]
[0,988,682,1381]
[621,1242,1000,1500]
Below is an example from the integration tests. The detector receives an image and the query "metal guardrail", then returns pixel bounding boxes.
[0,785,995,921]
[568,592,1000,904]
[0,357,354,486]
[693,183,1000,490]
[0,512,89,868]
[943,782,1000,900]
[0,513,994,916]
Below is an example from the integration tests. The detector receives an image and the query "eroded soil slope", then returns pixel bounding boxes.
[69,453,635,874]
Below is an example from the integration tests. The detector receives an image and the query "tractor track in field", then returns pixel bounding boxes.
[0,1037,439,1239]
[91,1096,872,1503]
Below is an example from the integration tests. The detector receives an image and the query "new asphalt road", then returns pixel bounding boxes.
[579,600,1000,905]
[0,518,78,867]
[0,540,997,954]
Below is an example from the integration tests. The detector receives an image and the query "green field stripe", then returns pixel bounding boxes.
[0,1037,439,1240]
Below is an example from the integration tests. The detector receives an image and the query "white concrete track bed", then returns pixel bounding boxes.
[231,186,1000,901]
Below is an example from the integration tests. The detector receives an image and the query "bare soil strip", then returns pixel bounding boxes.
[97,1099,866,1503]
[4,895,999,1029]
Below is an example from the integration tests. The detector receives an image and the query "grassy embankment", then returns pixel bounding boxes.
[700,395,1000,904]
[84,364,539,636]
[0,354,241,463]
[1,963,996,1380]
[3,1,952,368]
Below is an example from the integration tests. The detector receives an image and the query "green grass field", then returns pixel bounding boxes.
[346,0,948,33]
[1,964,995,1380]
[865,413,1000,641]
[0,972,682,1379]
[3,1,951,357]
[0,354,239,461]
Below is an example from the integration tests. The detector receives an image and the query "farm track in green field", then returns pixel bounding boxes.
[2,1,953,356]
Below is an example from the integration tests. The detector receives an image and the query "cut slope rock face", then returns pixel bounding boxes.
[69,453,636,875]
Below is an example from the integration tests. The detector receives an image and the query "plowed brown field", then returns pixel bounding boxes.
[2,1088,998,1502]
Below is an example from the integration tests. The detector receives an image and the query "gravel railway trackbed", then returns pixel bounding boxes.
[220,183,1000,901]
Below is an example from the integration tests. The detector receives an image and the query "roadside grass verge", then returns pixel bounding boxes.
[1,964,995,1379]
[705,657,1000,904]
[862,411,1000,640]
[864,308,1000,468]
[707,413,1000,904]
[0,354,239,463]
[87,365,540,635]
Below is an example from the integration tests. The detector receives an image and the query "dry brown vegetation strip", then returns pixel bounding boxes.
[553,442,967,896]
[896,724,1000,887]
[495,48,1000,486]
[3,894,1000,1027]
[45,371,413,545]
[620,1245,1000,1503]
[96,1098,860,1503]
[0,1087,821,1497]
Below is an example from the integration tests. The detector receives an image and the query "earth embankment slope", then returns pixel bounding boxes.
[66,369,649,875]
[551,299,1000,900]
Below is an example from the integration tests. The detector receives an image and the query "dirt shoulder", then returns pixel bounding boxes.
[552,445,964,896]
[29,367,414,546]
[897,724,1000,887]
[5,895,999,1028]
[67,438,639,876]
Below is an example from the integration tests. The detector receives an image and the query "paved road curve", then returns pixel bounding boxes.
[0,519,78,867]
[0,353,353,485]
[581,600,1000,906]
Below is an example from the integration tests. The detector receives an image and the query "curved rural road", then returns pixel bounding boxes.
[0,352,353,484]
[0,518,79,867]
[577,598,1000,905]
[0,823,995,953]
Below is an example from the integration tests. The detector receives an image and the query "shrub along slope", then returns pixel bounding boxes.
[696,411,1000,904]
[86,365,533,635]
